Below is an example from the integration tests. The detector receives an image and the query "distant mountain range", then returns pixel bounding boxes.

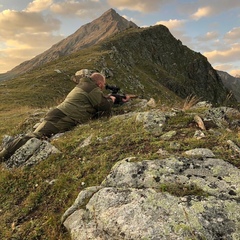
[217,70,240,102]
[0,8,238,105]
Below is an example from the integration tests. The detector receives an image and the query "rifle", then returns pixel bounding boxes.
[105,84,138,104]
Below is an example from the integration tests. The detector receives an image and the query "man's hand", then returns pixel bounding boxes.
[109,95,116,103]
[121,95,131,103]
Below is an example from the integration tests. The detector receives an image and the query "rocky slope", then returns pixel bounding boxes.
[61,104,240,240]
[2,99,240,239]
[97,25,236,105]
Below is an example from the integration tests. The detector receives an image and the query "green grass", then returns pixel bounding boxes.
[0,107,158,239]
[1,100,240,239]
[156,182,208,197]
[0,32,240,238]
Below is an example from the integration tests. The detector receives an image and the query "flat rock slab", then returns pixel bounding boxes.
[63,156,240,240]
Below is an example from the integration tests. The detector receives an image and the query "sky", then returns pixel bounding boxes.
[0,0,240,77]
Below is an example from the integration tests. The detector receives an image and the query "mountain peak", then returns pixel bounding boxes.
[100,8,125,20]
[92,8,137,30]
[101,8,118,16]
[5,9,138,78]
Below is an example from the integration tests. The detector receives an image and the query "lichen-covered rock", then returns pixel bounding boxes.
[136,110,176,135]
[61,186,103,224]
[184,148,215,158]
[62,156,240,240]
[5,138,60,168]
[204,107,240,128]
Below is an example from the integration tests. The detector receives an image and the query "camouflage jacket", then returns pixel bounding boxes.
[57,77,113,123]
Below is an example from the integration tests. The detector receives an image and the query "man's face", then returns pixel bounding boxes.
[99,79,106,90]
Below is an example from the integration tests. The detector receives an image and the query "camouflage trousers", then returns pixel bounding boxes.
[3,108,76,159]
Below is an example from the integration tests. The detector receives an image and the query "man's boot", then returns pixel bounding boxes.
[0,148,8,162]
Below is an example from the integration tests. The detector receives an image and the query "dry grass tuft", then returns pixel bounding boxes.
[182,95,201,111]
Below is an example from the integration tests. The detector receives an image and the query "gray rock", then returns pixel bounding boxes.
[160,130,177,140]
[101,67,114,78]
[169,141,181,150]
[184,148,215,158]
[193,130,205,139]
[194,101,212,108]
[136,110,169,135]
[78,134,93,148]
[62,157,240,239]
[204,107,240,128]
[1,134,15,147]
[147,98,156,108]
[61,186,103,224]
[5,138,60,168]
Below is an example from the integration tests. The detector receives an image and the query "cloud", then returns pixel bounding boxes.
[192,25,240,54]
[122,15,136,23]
[0,10,61,39]
[0,9,63,72]
[0,46,36,72]
[191,6,212,20]
[26,0,54,12]
[107,0,171,13]
[0,32,64,73]
[214,63,240,77]
[50,0,105,18]
[190,1,240,20]
[156,19,186,30]
[229,69,240,77]
[224,27,240,42]
[6,32,64,48]
[204,43,240,64]
[196,31,219,42]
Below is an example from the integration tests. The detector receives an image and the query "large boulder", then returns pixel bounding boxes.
[62,155,240,240]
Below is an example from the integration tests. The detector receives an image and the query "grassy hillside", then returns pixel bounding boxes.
[1,30,240,239]
[0,41,183,239]
[1,98,240,239]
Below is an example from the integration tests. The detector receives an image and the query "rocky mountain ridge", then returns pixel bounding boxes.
[1,9,237,106]
[98,25,236,105]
